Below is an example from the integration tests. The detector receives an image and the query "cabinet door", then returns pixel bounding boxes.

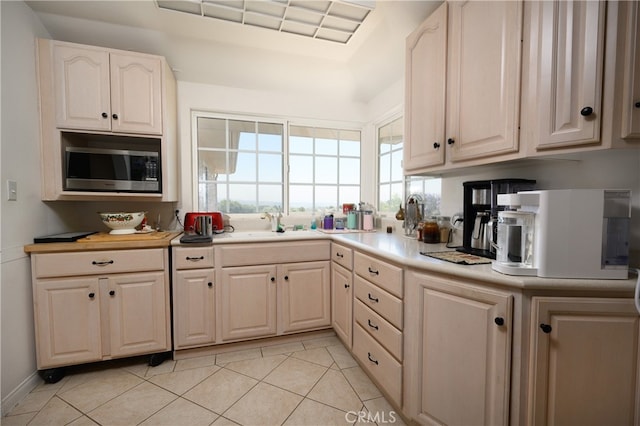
[622,1,640,139]
[331,262,353,348]
[535,0,606,149]
[110,52,163,135]
[174,269,215,349]
[34,277,102,368]
[107,271,169,357]
[529,297,640,425]
[447,0,522,161]
[404,2,447,172]
[221,265,277,341]
[404,272,512,426]
[279,261,331,334]
[53,43,111,131]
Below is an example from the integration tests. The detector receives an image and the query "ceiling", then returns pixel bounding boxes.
[25,0,440,103]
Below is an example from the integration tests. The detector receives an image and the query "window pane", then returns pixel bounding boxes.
[339,139,360,156]
[339,157,360,184]
[379,142,392,154]
[290,155,313,183]
[290,136,313,154]
[315,157,337,184]
[230,120,256,150]
[229,152,256,181]
[258,184,282,210]
[258,123,283,151]
[339,186,360,206]
[379,152,391,182]
[316,138,338,156]
[391,150,403,181]
[197,117,226,149]
[379,183,390,208]
[315,186,338,212]
[290,185,313,212]
[228,183,256,212]
[258,153,282,182]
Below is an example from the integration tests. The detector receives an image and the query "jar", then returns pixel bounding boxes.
[323,215,334,230]
[437,216,451,243]
[363,211,374,231]
[423,218,440,244]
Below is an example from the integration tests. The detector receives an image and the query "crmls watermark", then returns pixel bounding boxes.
[345,410,398,423]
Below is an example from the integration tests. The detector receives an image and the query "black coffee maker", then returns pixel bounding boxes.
[457,179,536,259]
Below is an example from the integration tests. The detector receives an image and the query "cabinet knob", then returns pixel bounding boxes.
[367,293,379,303]
[88,292,95,299]
[494,317,505,326]
[101,112,108,118]
[580,106,593,116]
[433,142,440,149]
[635,101,640,108]
[367,352,379,365]
[367,319,379,330]
[447,138,455,145]
[112,113,119,120]
[336,252,344,258]
[284,275,289,281]
[344,283,350,289]
[109,290,115,296]
[271,277,275,282]
[540,323,552,334]
[208,282,213,287]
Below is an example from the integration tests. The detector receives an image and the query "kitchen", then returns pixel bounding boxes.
[2,0,640,424]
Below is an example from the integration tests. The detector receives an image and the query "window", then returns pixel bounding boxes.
[194,112,361,215]
[196,115,284,213]
[289,125,361,215]
[377,115,442,217]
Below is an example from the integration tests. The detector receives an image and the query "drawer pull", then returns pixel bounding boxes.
[336,252,344,258]
[367,267,379,275]
[367,319,379,330]
[92,260,114,266]
[186,256,204,261]
[367,293,379,303]
[540,323,552,334]
[367,352,379,365]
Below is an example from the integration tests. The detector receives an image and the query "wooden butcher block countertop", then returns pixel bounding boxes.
[24,231,182,254]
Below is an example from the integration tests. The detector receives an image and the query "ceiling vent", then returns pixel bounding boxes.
[155,0,375,44]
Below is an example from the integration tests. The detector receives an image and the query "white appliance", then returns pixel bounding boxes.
[492,189,631,279]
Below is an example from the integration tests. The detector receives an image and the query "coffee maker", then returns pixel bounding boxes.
[457,179,536,258]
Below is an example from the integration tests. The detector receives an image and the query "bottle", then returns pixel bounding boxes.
[423,218,440,244]
[310,213,317,230]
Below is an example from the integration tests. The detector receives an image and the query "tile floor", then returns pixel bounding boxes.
[3,334,405,425]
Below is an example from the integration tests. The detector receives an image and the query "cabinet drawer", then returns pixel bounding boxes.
[174,246,214,270]
[353,323,402,406]
[33,249,165,278]
[354,299,402,361]
[354,252,403,298]
[354,275,403,330]
[219,241,330,267]
[331,243,353,270]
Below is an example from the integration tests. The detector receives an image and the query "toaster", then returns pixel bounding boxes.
[184,212,224,233]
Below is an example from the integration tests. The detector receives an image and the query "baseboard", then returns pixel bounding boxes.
[1,371,41,417]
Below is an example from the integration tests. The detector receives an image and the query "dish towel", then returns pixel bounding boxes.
[421,251,491,265]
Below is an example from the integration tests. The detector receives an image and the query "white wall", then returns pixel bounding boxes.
[0,1,52,414]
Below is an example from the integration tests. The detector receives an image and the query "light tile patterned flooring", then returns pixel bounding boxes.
[3,334,405,425]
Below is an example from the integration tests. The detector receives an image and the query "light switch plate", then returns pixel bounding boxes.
[7,180,17,201]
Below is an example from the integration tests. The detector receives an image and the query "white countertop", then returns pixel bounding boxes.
[173,230,639,293]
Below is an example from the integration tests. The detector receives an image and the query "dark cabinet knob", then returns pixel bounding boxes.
[208,282,213,287]
[635,101,640,108]
[112,113,119,120]
[88,292,95,299]
[344,283,350,289]
[433,142,440,149]
[447,138,455,145]
[101,112,108,118]
[494,317,505,326]
[109,290,115,296]
[580,106,593,116]
[284,275,289,281]
[540,323,552,334]
[336,252,344,258]
[270,277,275,282]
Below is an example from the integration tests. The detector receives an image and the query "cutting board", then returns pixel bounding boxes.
[78,231,175,243]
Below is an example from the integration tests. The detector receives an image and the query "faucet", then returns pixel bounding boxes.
[262,208,283,232]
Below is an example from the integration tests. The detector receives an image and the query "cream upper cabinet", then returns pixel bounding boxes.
[53,41,163,135]
[621,1,640,139]
[529,297,640,425]
[529,1,606,150]
[404,1,447,171]
[404,1,522,174]
[404,271,513,426]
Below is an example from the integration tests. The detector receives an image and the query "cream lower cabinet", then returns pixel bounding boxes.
[172,246,215,349]
[31,249,170,371]
[331,243,354,348]
[217,241,331,344]
[528,296,640,425]
[404,271,513,426]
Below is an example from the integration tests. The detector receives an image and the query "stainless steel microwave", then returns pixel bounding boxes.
[64,147,160,193]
